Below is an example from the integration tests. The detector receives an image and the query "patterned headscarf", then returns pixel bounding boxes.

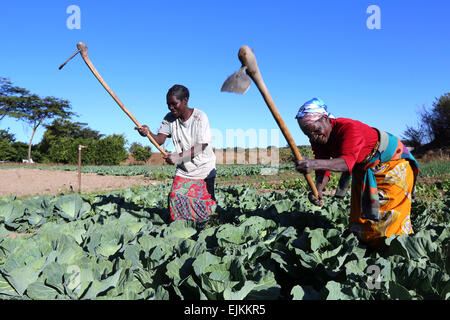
[295,98,336,125]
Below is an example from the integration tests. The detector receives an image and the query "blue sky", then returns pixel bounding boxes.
[1,0,449,152]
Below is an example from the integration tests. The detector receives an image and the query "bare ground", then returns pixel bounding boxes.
[0,168,161,198]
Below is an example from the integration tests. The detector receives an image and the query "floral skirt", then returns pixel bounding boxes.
[168,175,217,221]
[349,159,415,245]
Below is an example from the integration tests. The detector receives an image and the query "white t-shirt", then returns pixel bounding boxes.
[158,108,216,180]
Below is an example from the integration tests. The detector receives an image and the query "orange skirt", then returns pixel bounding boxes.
[349,159,414,245]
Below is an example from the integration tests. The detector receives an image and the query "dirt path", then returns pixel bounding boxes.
[0,168,162,198]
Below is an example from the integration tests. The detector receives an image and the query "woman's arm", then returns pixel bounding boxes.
[135,125,167,146]
[296,158,348,207]
[164,143,208,165]
[308,174,330,206]
[316,174,330,195]
[295,157,348,174]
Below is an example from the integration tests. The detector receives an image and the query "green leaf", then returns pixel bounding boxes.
[290,285,305,300]
[323,281,347,300]
[125,221,145,235]
[291,285,320,300]
[223,281,256,300]
[2,261,44,296]
[309,228,330,251]
[345,259,368,277]
[246,268,280,300]
[53,235,85,266]
[123,244,141,268]
[42,262,65,294]
[147,286,170,300]
[441,281,450,300]
[81,269,123,300]
[63,264,96,299]
[134,268,156,289]
[192,252,220,276]
[0,273,18,297]
[26,280,60,300]
[0,202,25,230]
[95,240,122,258]
[166,255,192,286]
[55,194,91,221]
[273,199,292,214]
[163,220,197,239]
[388,281,413,300]
[0,224,9,240]
[385,232,438,261]
[216,224,246,245]
[181,275,208,300]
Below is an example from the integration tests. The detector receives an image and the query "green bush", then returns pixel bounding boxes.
[0,129,15,143]
[0,140,43,163]
[44,134,128,165]
[94,134,128,165]
[0,138,17,161]
[129,142,152,162]
[47,137,74,163]
[279,146,314,163]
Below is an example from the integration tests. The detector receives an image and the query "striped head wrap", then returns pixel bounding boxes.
[295,98,336,124]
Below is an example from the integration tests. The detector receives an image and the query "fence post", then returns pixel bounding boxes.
[78,145,88,193]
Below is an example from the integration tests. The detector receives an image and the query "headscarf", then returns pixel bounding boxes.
[295,98,336,125]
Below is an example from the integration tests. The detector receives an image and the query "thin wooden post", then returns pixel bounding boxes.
[78,145,88,193]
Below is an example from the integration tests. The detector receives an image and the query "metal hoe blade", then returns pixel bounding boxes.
[221,66,251,94]
[58,48,81,70]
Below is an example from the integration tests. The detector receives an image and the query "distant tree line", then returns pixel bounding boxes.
[2,77,448,164]
[0,120,151,165]
[402,93,450,151]
[0,77,151,165]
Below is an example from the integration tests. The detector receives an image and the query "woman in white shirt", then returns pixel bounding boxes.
[135,85,217,222]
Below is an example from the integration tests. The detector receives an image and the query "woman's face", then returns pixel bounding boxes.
[298,116,332,144]
[167,95,187,118]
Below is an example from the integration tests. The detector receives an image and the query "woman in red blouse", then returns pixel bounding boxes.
[295,98,419,247]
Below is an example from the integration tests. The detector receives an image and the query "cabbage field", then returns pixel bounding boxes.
[0,181,449,300]
[1,163,293,179]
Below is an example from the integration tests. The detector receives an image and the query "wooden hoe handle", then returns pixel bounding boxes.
[76,43,168,156]
[238,46,319,198]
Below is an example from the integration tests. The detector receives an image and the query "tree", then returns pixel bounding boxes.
[10,141,31,162]
[429,93,450,146]
[129,142,152,162]
[42,118,102,140]
[0,128,15,143]
[0,138,16,161]
[0,78,75,161]
[96,134,128,165]
[17,95,74,161]
[0,77,29,121]
[47,136,80,164]
[0,128,16,161]
[39,119,102,157]
[402,125,425,150]
[403,93,450,149]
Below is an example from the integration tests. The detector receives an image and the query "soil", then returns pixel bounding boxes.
[0,168,161,198]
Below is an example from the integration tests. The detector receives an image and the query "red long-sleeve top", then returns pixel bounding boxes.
[310,118,379,177]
